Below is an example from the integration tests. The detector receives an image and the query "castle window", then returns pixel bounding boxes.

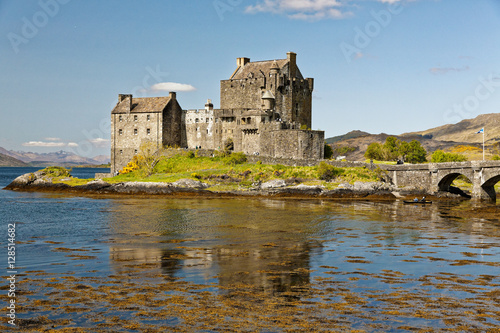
[147,115,150,121]
[134,149,138,154]
[241,118,246,124]
[206,118,209,123]
[134,115,138,121]
[147,129,151,135]
[134,129,138,135]
[195,118,199,123]
[215,118,219,123]
[120,150,123,155]
[206,129,209,134]
[247,117,251,124]
[119,129,123,135]
[119,115,123,122]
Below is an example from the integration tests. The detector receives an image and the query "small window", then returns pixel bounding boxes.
[120,150,123,155]
[206,118,209,123]
[147,115,150,121]
[119,115,123,122]
[147,129,151,135]
[206,129,209,134]
[134,149,138,154]
[134,129,138,135]
[134,115,138,121]
[195,118,199,123]
[119,129,123,135]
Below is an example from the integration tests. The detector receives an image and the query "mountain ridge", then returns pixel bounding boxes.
[0,147,110,167]
[326,113,499,161]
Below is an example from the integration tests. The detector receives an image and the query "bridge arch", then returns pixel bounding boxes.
[437,172,473,192]
[480,174,500,202]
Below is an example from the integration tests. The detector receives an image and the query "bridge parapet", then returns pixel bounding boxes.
[380,161,500,201]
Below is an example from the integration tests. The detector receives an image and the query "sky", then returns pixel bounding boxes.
[1,0,500,157]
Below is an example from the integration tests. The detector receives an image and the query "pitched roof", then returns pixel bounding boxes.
[112,96,172,114]
[229,59,303,80]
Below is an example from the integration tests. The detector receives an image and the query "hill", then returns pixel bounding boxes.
[403,113,500,144]
[326,113,499,161]
[325,130,370,144]
[0,153,28,167]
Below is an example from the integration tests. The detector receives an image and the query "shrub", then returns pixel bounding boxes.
[42,166,72,178]
[317,162,343,181]
[187,151,195,158]
[431,150,467,163]
[224,152,247,165]
[492,155,500,161]
[191,173,201,179]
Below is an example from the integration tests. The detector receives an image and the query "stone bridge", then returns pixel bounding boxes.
[381,161,500,201]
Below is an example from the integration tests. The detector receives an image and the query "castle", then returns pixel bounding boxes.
[110,52,324,174]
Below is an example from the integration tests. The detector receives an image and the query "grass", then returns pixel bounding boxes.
[100,151,381,190]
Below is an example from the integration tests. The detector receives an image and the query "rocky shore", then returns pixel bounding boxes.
[4,170,461,200]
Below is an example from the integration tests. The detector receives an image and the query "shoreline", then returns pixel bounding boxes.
[3,171,468,202]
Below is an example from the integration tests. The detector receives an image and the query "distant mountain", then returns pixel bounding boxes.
[325,113,499,161]
[0,153,28,167]
[0,147,110,167]
[403,113,500,144]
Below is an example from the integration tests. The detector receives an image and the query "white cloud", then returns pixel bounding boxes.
[430,66,470,75]
[67,142,79,147]
[378,0,401,4]
[23,141,66,147]
[245,0,352,20]
[89,138,110,148]
[44,137,62,141]
[150,82,196,92]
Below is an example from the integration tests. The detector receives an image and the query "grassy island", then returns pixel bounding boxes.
[51,149,385,192]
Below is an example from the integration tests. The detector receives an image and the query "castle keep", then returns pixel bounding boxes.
[111,52,324,174]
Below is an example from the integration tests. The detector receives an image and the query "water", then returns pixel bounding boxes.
[1,167,499,332]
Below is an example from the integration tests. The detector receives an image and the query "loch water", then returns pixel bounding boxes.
[1,167,499,332]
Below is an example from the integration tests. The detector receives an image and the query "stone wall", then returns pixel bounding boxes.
[111,110,163,174]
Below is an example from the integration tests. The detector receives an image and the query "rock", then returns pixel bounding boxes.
[171,179,209,189]
[261,179,287,190]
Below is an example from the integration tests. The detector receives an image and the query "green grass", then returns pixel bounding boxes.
[40,151,383,190]
[102,151,381,189]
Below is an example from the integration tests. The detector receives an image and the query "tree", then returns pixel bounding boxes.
[324,143,334,159]
[404,140,427,163]
[383,136,401,161]
[365,142,384,161]
[137,140,165,177]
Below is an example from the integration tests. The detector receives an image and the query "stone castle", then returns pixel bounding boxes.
[110,52,324,174]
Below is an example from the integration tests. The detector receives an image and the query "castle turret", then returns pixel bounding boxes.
[262,90,275,111]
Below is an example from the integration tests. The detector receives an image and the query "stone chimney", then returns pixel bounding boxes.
[237,57,250,67]
[118,94,132,111]
[205,99,213,111]
[169,92,176,100]
[287,52,297,78]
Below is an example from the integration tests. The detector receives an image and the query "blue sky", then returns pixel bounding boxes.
[1,0,500,157]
